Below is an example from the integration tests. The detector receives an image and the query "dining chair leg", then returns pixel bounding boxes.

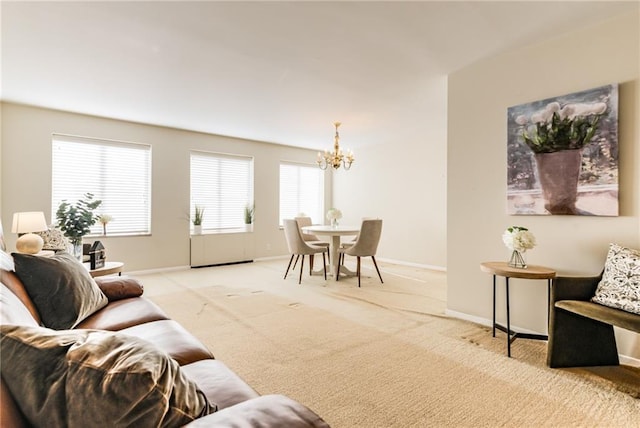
[372,256,384,284]
[299,255,304,284]
[322,252,327,280]
[284,254,295,279]
[310,255,314,275]
[335,253,341,281]
[357,256,361,288]
[292,254,300,270]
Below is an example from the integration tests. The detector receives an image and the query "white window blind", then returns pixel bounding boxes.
[279,162,324,226]
[52,135,151,235]
[190,151,254,231]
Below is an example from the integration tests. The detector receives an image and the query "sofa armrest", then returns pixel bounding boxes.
[94,276,144,301]
[183,395,329,428]
[551,274,602,303]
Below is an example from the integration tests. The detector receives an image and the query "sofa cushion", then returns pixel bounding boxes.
[181,359,260,410]
[555,300,640,332]
[76,296,169,331]
[12,252,108,329]
[120,319,214,365]
[592,243,640,315]
[0,325,216,427]
[184,394,330,428]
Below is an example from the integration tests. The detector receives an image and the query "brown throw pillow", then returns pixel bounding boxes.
[12,252,108,329]
[0,325,215,427]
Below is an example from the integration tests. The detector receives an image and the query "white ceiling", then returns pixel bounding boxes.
[1,1,636,150]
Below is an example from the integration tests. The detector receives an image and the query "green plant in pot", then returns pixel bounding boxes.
[244,204,254,225]
[56,193,102,260]
[192,205,204,234]
[519,102,605,215]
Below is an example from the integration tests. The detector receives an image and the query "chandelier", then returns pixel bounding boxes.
[316,122,354,170]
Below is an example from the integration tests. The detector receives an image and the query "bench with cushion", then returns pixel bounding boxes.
[547,243,640,368]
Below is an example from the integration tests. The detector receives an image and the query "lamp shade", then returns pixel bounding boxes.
[11,212,48,234]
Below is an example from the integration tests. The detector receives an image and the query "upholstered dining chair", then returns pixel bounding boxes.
[283,219,327,284]
[336,219,383,287]
[294,216,330,266]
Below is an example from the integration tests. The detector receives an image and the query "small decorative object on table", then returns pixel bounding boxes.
[326,208,342,228]
[98,214,113,235]
[502,226,536,269]
[89,241,106,269]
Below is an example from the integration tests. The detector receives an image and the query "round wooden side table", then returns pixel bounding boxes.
[84,261,124,278]
[480,261,556,358]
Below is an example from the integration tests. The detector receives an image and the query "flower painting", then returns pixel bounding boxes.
[507,84,619,216]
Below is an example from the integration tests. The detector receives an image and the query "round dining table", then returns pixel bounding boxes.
[301,225,360,277]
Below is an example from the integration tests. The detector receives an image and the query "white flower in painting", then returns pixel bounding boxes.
[326,208,342,221]
[530,102,560,124]
[502,226,536,252]
[515,115,528,126]
[559,102,607,120]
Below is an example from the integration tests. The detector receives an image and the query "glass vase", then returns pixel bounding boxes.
[508,250,527,269]
[330,218,339,228]
[70,237,83,262]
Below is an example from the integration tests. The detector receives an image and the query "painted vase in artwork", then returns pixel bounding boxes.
[534,149,582,215]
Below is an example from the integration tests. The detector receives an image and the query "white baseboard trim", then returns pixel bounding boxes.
[620,355,640,367]
[127,265,190,276]
[378,257,446,272]
[254,255,289,262]
[445,309,640,367]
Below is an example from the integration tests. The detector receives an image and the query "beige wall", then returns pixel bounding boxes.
[447,13,640,358]
[333,76,448,270]
[0,103,331,271]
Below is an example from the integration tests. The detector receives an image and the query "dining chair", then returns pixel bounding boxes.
[294,216,330,267]
[283,219,327,284]
[336,219,383,287]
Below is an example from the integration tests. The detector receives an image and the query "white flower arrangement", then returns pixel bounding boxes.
[502,226,536,252]
[326,208,342,221]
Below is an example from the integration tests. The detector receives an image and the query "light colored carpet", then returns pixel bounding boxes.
[136,259,640,427]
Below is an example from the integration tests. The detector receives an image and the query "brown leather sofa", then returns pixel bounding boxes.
[1,265,329,427]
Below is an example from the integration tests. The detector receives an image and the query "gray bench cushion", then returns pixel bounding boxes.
[556,300,640,333]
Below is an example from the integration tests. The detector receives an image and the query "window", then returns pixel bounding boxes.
[52,134,151,236]
[190,151,254,232]
[279,162,324,226]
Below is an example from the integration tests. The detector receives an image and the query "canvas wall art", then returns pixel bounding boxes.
[506,84,619,216]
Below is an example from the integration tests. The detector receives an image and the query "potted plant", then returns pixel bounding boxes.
[98,214,113,236]
[244,204,254,225]
[56,193,102,260]
[193,205,204,234]
[518,101,606,214]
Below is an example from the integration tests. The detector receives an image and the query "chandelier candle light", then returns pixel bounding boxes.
[317,122,354,170]
[502,226,536,269]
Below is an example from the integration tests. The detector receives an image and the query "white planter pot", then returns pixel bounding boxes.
[193,225,202,235]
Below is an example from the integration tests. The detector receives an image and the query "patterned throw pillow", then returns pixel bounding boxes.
[592,243,640,315]
[34,227,69,251]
